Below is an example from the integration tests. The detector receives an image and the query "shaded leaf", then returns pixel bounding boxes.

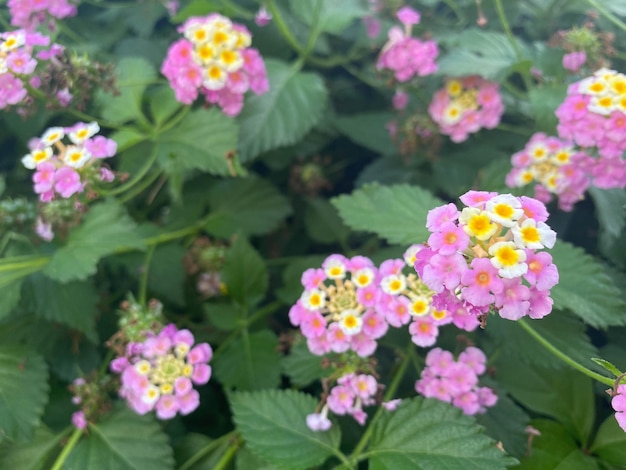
[148,244,186,306]
[281,335,325,387]
[174,432,231,470]
[289,0,367,34]
[222,237,268,308]
[590,416,626,467]
[333,113,395,155]
[304,197,349,245]
[0,426,63,469]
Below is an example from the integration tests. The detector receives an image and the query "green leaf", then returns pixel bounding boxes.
[281,335,325,387]
[230,389,341,469]
[156,108,239,176]
[96,57,156,124]
[213,330,281,391]
[289,0,368,34]
[22,274,98,342]
[65,406,175,469]
[148,244,186,306]
[437,29,524,80]
[0,267,31,319]
[590,358,622,377]
[590,416,626,466]
[550,241,626,328]
[148,85,182,127]
[528,85,568,134]
[331,183,445,245]
[222,237,268,307]
[275,255,327,304]
[365,397,517,469]
[238,59,328,162]
[236,445,278,470]
[205,301,241,331]
[174,432,231,470]
[304,197,349,245]
[0,345,49,442]
[206,176,292,238]
[589,187,626,240]
[0,426,63,469]
[494,356,595,445]
[333,113,395,155]
[44,200,146,282]
[515,419,599,470]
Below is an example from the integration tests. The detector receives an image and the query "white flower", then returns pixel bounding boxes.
[300,289,325,311]
[489,241,527,279]
[380,274,406,295]
[338,309,363,336]
[21,147,52,169]
[485,194,523,228]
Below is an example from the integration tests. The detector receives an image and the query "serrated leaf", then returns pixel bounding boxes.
[238,59,328,161]
[230,389,341,469]
[22,274,98,342]
[550,241,626,328]
[289,0,368,34]
[0,426,63,469]
[236,445,278,470]
[44,201,146,282]
[365,397,517,469]
[333,113,395,155]
[156,108,238,176]
[331,184,445,245]
[222,237,268,307]
[96,57,156,124]
[515,419,599,470]
[304,197,349,244]
[0,268,31,319]
[213,330,281,391]
[494,356,594,445]
[206,177,292,237]
[205,301,241,331]
[0,345,49,442]
[590,358,623,377]
[281,335,325,387]
[148,244,186,306]
[590,416,626,466]
[65,406,174,469]
[589,187,626,240]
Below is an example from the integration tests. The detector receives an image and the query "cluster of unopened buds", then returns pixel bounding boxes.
[376,6,438,83]
[428,76,504,143]
[416,347,497,415]
[555,68,626,189]
[21,122,117,202]
[415,191,559,322]
[183,238,229,298]
[161,13,269,116]
[110,323,213,420]
[506,133,592,211]
[0,29,63,109]
[69,374,113,430]
[8,0,77,30]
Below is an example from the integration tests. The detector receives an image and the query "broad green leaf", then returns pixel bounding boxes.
[230,389,341,469]
[148,244,186,306]
[109,127,147,153]
[589,187,626,240]
[0,345,49,442]
[281,335,325,387]
[304,197,349,245]
[236,446,278,470]
[331,183,445,245]
[590,416,626,466]
[515,419,599,470]
[148,85,182,127]
[0,426,63,469]
[528,85,568,134]
[156,108,239,176]
[365,397,517,469]
[206,177,292,237]
[238,59,328,161]
[22,274,98,342]
[213,330,281,391]
[333,113,395,155]
[174,432,231,470]
[44,201,146,282]
[96,57,156,124]
[0,266,33,319]
[437,29,524,80]
[494,356,594,445]
[205,301,241,331]
[289,0,368,34]
[65,407,174,469]
[550,241,626,328]
[222,237,268,307]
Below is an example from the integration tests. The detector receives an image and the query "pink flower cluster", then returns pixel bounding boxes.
[161,13,269,116]
[8,0,77,30]
[613,384,626,432]
[307,372,379,431]
[110,324,212,420]
[416,347,497,415]
[0,29,60,109]
[376,6,438,82]
[428,76,504,143]
[415,191,559,322]
[506,133,592,211]
[21,122,117,202]
[562,51,586,72]
[555,68,626,189]
[289,254,389,357]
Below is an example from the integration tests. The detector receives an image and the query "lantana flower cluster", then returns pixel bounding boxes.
[506,133,592,211]
[428,76,504,143]
[612,384,626,432]
[376,6,438,82]
[555,68,626,189]
[110,324,212,420]
[8,0,77,30]
[69,374,114,430]
[416,347,497,415]
[21,122,117,202]
[161,13,269,116]
[415,191,559,322]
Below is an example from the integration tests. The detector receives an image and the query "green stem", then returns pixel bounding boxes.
[266,0,305,55]
[213,435,242,470]
[494,0,533,92]
[118,169,164,204]
[0,257,49,272]
[100,143,156,197]
[244,300,283,326]
[586,0,626,33]
[518,318,613,386]
[178,431,237,470]
[50,427,83,470]
[156,106,190,134]
[302,0,323,59]
[138,245,156,306]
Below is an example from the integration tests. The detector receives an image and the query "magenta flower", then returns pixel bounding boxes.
[254,6,272,27]
[460,258,503,307]
[612,384,626,432]
[562,51,586,72]
[54,166,83,198]
[396,6,421,26]
[427,222,470,256]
